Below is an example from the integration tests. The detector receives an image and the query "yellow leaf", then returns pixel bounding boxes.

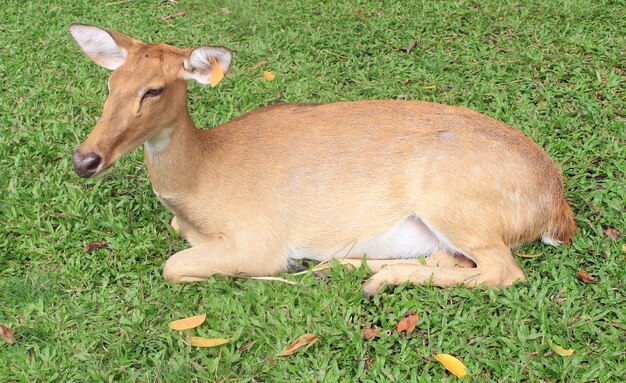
[547,340,575,356]
[422,85,437,89]
[168,314,206,330]
[279,333,318,356]
[435,354,467,378]
[189,337,229,348]
[209,57,224,87]
[262,71,275,81]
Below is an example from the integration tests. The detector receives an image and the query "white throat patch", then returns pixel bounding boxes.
[145,128,172,156]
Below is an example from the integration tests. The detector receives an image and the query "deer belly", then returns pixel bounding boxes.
[289,216,454,261]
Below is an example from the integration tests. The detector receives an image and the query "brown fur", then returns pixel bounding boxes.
[70,25,575,295]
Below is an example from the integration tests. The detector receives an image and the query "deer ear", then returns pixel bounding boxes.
[182,46,232,85]
[69,24,139,70]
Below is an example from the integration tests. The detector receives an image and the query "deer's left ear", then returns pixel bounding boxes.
[182,46,232,85]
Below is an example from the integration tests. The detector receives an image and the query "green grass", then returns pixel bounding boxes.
[1,0,625,381]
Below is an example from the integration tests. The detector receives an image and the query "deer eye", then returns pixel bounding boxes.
[142,87,164,99]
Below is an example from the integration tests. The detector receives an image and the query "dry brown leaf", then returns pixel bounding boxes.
[168,314,206,330]
[262,71,275,81]
[404,78,412,85]
[604,227,621,238]
[189,337,229,348]
[237,340,257,354]
[435,354,467,378]
[575,271,596,284]
[0,325,15,344]
[361,328,381,340]
[495,47,512,53]
[547,340,575,356]
[83,240,107,253]
[209,57,224,87]
[279,333,318,356]
[406,41,416,54]
[396,311,419,334]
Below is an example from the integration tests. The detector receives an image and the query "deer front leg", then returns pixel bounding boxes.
[162,239,287,282]
[171,216,181,231]
[170,216,212,247]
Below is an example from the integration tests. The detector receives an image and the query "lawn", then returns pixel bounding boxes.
[1,0,624,381]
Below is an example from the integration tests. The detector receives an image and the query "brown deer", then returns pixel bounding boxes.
[69,24,575,295]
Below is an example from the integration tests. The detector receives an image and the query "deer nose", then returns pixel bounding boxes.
[72,149,102,178]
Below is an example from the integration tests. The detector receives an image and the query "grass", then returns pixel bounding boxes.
[0,0,624,381]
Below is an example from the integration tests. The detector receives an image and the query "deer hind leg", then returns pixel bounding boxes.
[362,244,525,296]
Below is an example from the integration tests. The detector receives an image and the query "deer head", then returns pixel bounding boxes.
[69,24,232,177]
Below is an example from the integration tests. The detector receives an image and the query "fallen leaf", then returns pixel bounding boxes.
[604,227,620,238]
[361,328,381,340]
[405,41,416,54]
[168,314,206,330]
[279,333,318,356]
[209,57,224,87]
[396,311,419,334]
[495,47,512,53]
[189,337,229,348]
[0,325,15,344]
[575,271,596,284]
[237,340,257,354]
[403,78,412,85]
[547,340,574,356]
[262,71,275,81]
[83,240,107,252]
[435,354,467,378]
[422,85,437,89]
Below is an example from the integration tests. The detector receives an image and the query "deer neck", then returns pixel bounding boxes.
[143,108,206,194]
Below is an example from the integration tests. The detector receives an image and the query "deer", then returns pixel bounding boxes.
[69,24,575,296]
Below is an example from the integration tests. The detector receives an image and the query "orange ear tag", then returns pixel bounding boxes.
[209,57,224,87]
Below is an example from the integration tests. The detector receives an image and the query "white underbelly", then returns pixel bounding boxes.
[288,215,457,261]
